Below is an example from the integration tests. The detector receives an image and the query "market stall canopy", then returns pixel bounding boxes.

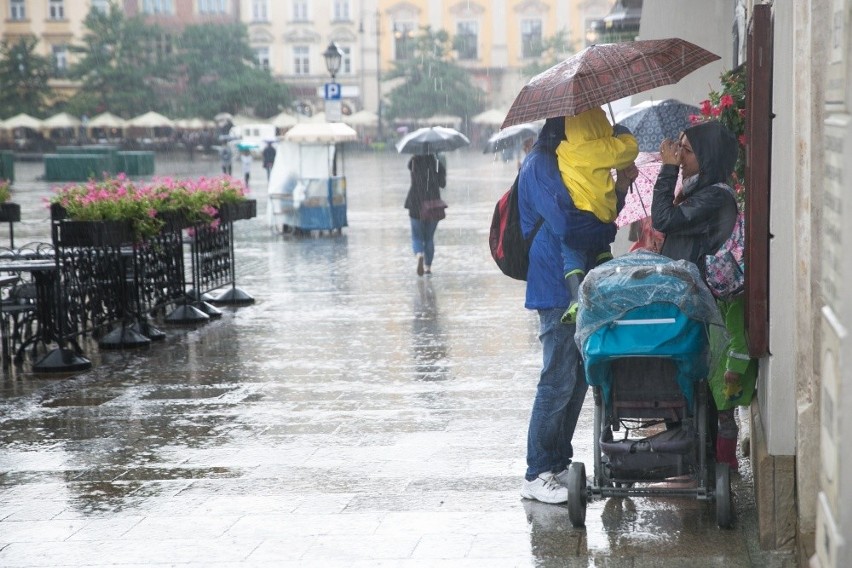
[88,112,126,129]
[127,111,175,129]
[420,114,462,127]
[270,111,299,128]
[2,113,43,130]
[283,122,357,143]
[471,109,507,126]
[42,112,82,130]
[344,109,378,126]
[175,117,210,129]
[231,114,266,126]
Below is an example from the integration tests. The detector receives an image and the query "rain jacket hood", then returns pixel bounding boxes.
[685,120,738,192]
[555,108,638,222]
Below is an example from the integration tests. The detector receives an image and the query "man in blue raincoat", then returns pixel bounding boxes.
[517,116,638,503]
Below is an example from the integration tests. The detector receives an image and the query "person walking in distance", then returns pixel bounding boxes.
[262,141,276,181]
[220,144,233,176]
[404,153,446,276]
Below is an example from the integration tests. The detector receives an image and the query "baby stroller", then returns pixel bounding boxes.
[565,252,733,529]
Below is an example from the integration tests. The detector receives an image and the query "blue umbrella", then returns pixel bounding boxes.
[614,99,700,151]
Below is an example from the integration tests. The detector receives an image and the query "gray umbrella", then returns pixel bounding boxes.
[482,122,542,154]
[396,126,470,154]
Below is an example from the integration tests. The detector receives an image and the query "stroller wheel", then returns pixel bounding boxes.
[715,462,734,528]
[566,462,588,528]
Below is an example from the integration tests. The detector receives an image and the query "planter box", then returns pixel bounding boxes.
[0,202,21,223]
[56,219,134,247]
[156,209,194,232]
[218,199,257,223]
[44,154,111,182]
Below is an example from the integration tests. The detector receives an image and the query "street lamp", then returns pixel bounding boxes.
[323,42,343,80]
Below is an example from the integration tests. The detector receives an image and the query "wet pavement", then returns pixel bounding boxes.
[0,151,795,566]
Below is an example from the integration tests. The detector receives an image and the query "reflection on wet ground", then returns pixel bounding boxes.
[0,152,793,566]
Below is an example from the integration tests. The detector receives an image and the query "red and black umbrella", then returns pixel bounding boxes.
[502,38,720,129]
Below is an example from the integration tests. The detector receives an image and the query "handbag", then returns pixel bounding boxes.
[420,199,448,221]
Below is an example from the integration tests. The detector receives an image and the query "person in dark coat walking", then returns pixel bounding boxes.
[262,142,276,181]
[404,153,446,276]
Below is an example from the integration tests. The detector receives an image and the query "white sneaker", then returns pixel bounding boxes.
[553,467,572,487]
[520,472,568,504]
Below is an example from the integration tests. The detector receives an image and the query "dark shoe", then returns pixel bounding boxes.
[416,255,424,276]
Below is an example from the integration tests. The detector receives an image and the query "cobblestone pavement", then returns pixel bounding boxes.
[0,151,794,566]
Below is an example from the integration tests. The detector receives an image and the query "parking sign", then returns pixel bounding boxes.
[324,82,342,100]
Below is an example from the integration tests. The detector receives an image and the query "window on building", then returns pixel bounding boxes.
[251,0,268,22]
[292,0,308,22]
[454,21,478,60]
[393,21,416,61]
[48,0,65,20]
[255,47,270,71]
[521,19,543,58]
[339,45,352,74]
[198,0,227,15]
[53,45,68,77]
[92,0,109,12]
[332,0,350,22]
[9,0,25,20]
[293,46,309,75]
[142,0,174,15]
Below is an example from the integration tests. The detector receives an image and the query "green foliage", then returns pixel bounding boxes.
[695,66,746,200]
[383,27,485,124]
[173,24,290,118]
[0,179,11,203]
[0,35,53,117]
[66,4,167,116]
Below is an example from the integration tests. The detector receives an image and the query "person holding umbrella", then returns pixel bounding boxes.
[404,153,447,276]
[397,126,468,276]
[518,117,638,503]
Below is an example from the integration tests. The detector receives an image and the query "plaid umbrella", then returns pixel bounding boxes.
[396,126,470,154]
[615,99,700,151]
[615,152,683,227]
[502,38,719,129]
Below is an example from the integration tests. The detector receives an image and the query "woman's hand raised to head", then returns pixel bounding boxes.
[660,138,679,166]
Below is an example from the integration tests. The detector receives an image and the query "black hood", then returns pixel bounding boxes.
[534,116,566,153]
[683,121,738,188]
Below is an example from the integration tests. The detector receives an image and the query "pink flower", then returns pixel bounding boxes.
[700,99,712,116]
[688,113,703,124]
[719,94,735,108]
[738,134,747,146]
[710,105,722,117]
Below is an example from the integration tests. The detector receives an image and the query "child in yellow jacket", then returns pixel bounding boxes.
[556,107,638,323]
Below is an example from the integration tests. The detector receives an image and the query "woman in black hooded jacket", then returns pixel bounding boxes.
[652,121,739,276]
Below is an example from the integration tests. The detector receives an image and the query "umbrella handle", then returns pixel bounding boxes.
[632,180,650,219]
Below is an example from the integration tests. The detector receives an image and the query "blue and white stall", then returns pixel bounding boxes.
[266,122,357,236]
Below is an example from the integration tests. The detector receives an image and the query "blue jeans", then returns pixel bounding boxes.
[525,308,588,481]
[410,217,439,266]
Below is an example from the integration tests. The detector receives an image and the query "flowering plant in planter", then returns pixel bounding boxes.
[50,174,249,239]
[690,65,747,204]
[0,179,11,203]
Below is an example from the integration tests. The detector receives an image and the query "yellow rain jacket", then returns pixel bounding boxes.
[555,108,639,223]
